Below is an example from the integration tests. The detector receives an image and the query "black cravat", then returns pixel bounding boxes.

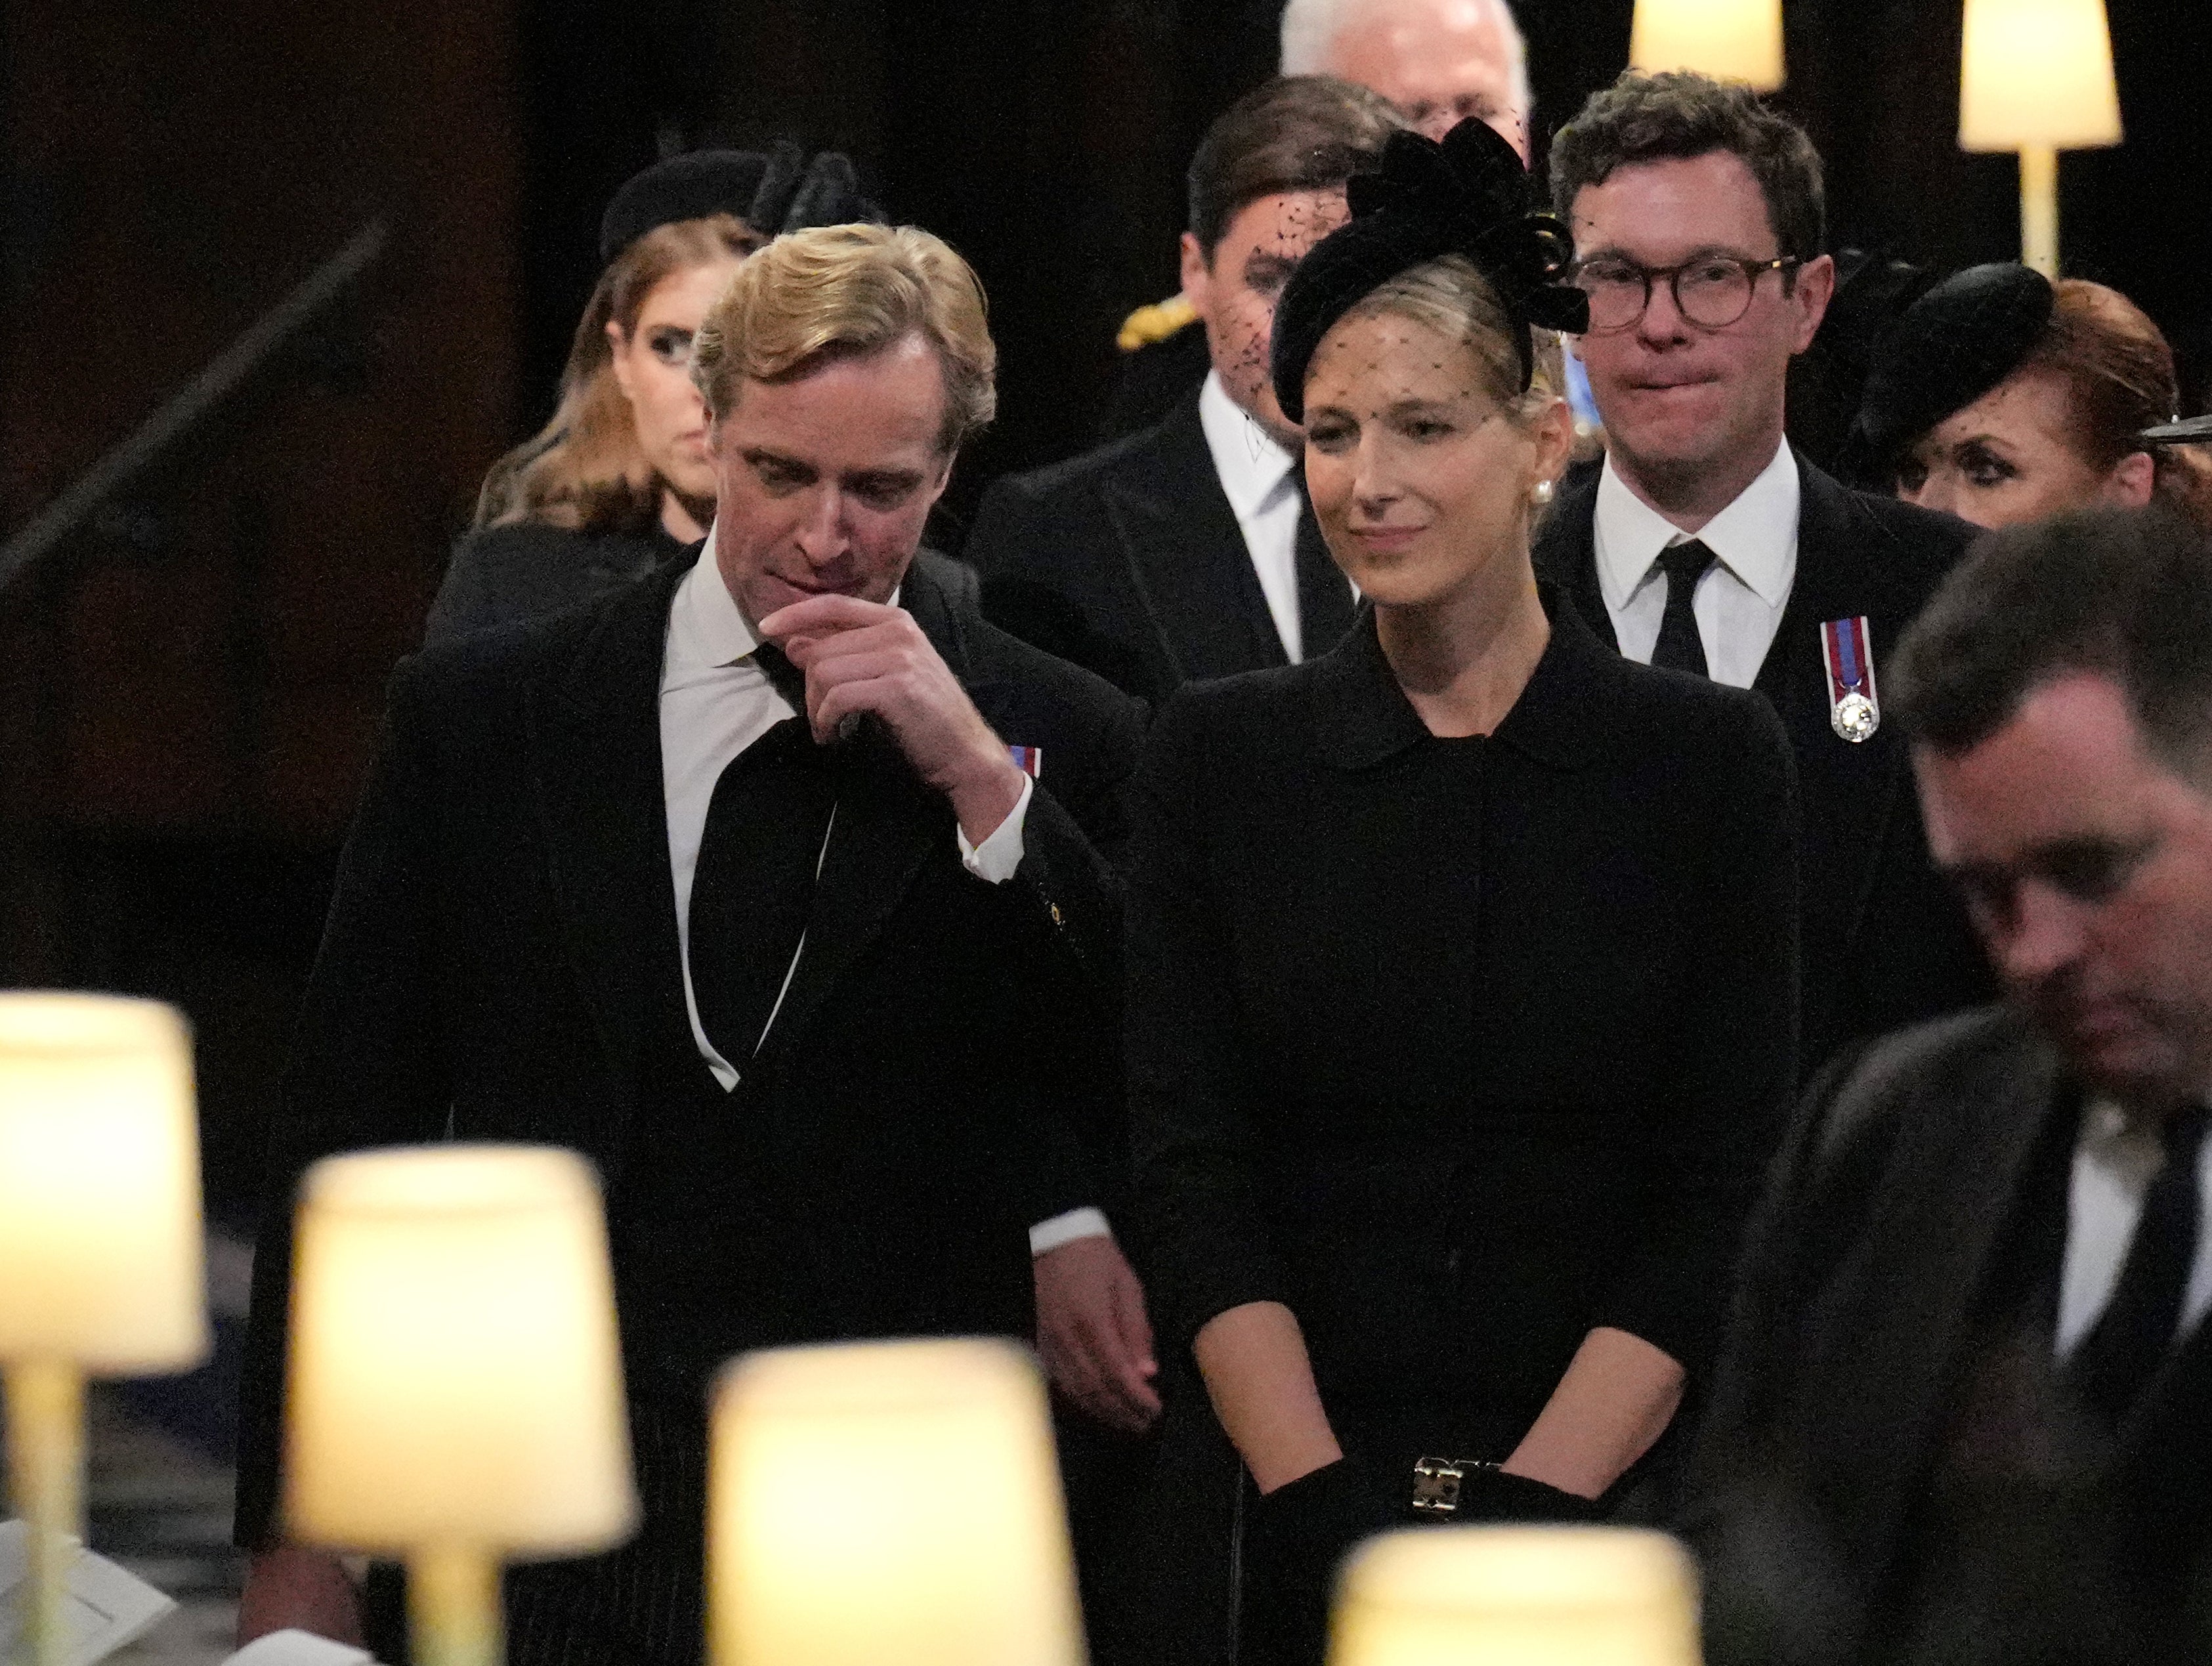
[2068,1103,2212,1427]
[687,715,838,1068]
[1650,539,1716,677]
[1293,489,1356,662]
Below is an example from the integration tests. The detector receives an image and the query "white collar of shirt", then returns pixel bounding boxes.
[1594,437,1799,616]
[2056,1097,2212,1358]
[664,526,765,680]
[1196,369,1298,519]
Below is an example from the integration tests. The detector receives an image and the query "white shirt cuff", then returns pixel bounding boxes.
[1029,1207,1112,1256]
[957,771,1033,884]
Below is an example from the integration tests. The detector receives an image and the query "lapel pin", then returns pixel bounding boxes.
[1008,744,1044,779]
[1821,616,1881,744]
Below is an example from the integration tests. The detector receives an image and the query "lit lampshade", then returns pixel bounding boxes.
[0,991,208,1666]
[0,993,207,1370]
[1958,0,2122,275]
[285,1145,636,1666]
[1328,1526,1700,1666]
[1629,0,1785,92]
[709,1336,1084,1666]
[1959,0,2121,151]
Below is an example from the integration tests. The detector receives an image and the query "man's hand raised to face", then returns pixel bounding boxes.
[760,593,1028,847]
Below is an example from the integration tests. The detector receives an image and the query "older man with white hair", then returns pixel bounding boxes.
[1280,0,1531,156]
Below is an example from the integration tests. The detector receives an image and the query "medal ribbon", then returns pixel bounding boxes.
[1822,616,1877,702]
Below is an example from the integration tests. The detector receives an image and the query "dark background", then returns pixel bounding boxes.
[3,0,2207,1222]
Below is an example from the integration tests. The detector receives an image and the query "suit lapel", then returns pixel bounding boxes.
[1807,1031,2069,1589]
[1103,394,1287,683]
[524,560,694,1130]
[1760,463,1920,1018]
[1530,471,1620,652]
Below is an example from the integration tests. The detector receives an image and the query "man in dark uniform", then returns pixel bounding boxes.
[234,223,1152,1665]
[964,77,1401,707]
[1533,70,1992,1075]
[1690,507,2212,1665]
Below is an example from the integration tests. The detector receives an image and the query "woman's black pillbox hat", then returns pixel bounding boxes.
[1269,117,1588,424]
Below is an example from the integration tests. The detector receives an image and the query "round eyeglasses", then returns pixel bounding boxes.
[1569,254,1802,333]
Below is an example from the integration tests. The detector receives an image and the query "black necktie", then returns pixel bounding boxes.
[2068,1103,2212,1427]
[1293,488,1355,662]
[687,715,838,1068]
[1650,540,1716,677]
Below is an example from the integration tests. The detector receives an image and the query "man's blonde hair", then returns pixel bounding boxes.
[691,223,996,456]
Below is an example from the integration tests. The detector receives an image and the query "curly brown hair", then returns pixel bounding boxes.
[1548,70,1823,268]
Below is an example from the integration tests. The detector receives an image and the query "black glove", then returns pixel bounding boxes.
[1243,1460,1401,1666]
[1453,1464,1603,1523]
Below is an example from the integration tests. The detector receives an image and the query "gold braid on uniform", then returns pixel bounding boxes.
[1117,293,1198,352]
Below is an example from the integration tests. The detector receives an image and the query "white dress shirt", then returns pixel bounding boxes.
[2055,1098,2212,1358]
[1197,370,1315,663]
[1592,438,1800,690]
[657,543,1105,1253]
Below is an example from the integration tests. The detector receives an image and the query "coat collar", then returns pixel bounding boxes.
[1806,1018,2076,1585]
[1103,391,1288,682]
[1312,583,1607,773]
[523,545,973,1111]
[525,557,696,1126]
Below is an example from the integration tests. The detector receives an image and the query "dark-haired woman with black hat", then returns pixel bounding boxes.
[1124,116,1800,1665]
[424,144,880,644]
[1848,263,2212,532]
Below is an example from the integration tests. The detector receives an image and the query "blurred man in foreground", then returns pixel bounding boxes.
[1692,506,2212,1666]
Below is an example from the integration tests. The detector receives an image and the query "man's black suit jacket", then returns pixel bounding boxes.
[1687,1009,2212,1664]
[234,548,1143,1560]
[964,390,1337,707]
[1533,456,1994,1075]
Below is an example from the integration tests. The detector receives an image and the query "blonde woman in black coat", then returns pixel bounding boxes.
[1125,119,1800,1665]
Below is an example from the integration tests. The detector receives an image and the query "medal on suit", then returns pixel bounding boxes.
[1008,744,1044,779]
[1820,616,1880,743]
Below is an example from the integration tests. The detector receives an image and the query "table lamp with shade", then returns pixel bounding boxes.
[1959,0,2123,276]
[0,992,209,1666]
[282,1145,636,1666]
[1327,1526,1702,1666]
[1629,0,1785,92]
[708,1336,1085,1666]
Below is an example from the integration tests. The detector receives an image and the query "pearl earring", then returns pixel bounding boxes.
[1529,478,1555,507]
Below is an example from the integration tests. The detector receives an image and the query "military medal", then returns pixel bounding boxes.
[1820,616,1881,744]
[1008,744,1044,779]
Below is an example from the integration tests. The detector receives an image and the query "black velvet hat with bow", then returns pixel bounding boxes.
[1269,117,1588,424]
[599,143,883,265]
[1842,263,2054,481]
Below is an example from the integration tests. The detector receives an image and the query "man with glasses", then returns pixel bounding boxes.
[1688,507,2212,1665]
[1534,70,1991,1077]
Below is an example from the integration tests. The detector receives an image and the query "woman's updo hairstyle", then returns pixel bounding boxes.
[1269,116,1586,425]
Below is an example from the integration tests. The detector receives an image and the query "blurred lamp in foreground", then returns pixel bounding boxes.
[1959,0,2122,276]
[0,992,208,1666]
[1329,1526,1700,1666]
[285,1145,635,1666]
[1629,0,1785,91]
[710,1336,1084,1666]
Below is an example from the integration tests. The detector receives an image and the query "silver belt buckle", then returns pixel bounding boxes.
[1411,1455,1466,1515]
